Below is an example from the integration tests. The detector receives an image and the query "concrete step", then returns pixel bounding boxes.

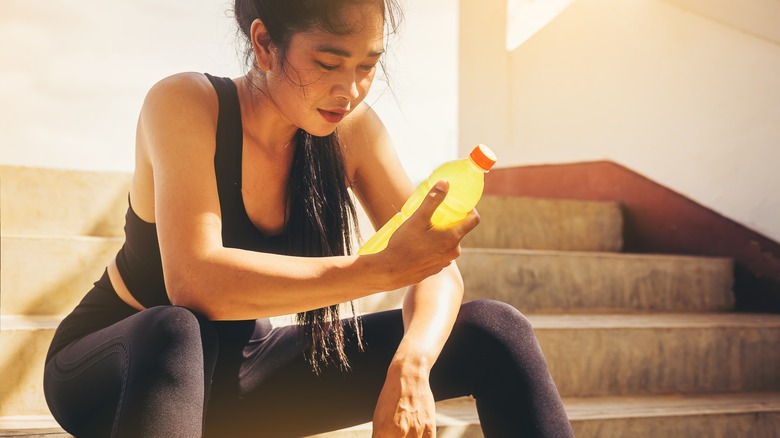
[3,393,780,437]
[565,392,780,438]
[311,392,780,437]
[461,195,623,252]
[306,397,482,437]
[530,313,780,397]
[5,237,733,318]
[1,235,123,316]
[5,313,780,418]
[1,165,622,252]
[0,166,131,238]
[459,248,735,313]
[0,232,396,322]
[0,317,57,418]
[0,429,69,438]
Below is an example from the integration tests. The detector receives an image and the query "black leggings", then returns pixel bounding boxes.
[44,272,573,437]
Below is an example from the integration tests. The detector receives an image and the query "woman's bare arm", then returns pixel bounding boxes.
[344,103,476,366]
[136,74,464,320]
[344,102,479,435]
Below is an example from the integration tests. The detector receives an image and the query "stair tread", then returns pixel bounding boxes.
[0,316,62,330]
[526,312,780,329]
[1,234,124,242]
[6,312,780,332]
[7,312,779,331]
[463,247,731,262]
[4,393,779,436]
[564,392,780,420]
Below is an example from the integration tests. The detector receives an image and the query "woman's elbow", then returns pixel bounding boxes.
[164,262,209,311]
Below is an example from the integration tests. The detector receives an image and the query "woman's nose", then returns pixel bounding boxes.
[333,72,360,101]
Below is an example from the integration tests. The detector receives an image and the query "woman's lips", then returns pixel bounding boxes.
[318,109,346,123]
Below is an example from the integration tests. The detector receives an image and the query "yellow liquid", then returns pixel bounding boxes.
[358,157,486,255]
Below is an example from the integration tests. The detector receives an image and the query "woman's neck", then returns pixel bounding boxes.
[235,74,298,156]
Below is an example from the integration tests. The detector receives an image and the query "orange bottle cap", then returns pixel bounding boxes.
[470,144,497,171]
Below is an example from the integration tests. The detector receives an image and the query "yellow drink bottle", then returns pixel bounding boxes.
[358,144,497,255]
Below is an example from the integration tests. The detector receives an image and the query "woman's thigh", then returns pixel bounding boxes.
[206,308,402,437]
[207,305,490,437]
[45,306,218,438]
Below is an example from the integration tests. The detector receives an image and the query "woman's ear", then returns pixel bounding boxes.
[250,18,273,72]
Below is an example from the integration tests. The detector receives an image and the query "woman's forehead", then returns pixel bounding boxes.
[294,16,385,59]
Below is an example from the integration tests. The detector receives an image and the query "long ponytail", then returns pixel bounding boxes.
[286,129,363,374]
[233,0,402,373]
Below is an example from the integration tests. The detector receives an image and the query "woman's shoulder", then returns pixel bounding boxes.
[136,72,222,165]
[138,72,220,142]
[142,72,218,114]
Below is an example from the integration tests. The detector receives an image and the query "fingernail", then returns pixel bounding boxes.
[434,179,447,192]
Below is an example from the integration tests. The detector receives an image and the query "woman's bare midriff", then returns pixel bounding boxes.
[107,257,147,311]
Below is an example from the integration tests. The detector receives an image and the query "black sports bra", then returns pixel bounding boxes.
[114,73,288,308]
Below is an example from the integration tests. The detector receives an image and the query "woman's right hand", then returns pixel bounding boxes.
[378,180,480,288]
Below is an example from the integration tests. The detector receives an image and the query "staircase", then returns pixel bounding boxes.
[2,165,780,437]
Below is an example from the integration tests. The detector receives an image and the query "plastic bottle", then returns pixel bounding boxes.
[358,144,497,255]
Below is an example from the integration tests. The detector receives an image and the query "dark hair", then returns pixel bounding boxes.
[234,0,401,69]
[233,0,403,374]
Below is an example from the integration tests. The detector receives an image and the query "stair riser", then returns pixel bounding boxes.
[0,166,131,238]
[459,250,735,312]
[3,239,735,317]
[6,321,780,417]
[313,413,780,438]
[1,237,123,316]
[462,196,623,252]
[0,329,54,417]
[3,414,779,438]
[538,325,780,397]
[571,412,780,438]
[308,424,482,437]
[2,412,779,438]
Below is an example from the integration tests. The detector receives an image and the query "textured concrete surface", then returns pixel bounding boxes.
[1,235,123,316]
[5,393,780,437]
[530,313,780,397]
[462,195,623,252]
[459,248,735,312]
[0,166,131,238]
[0,320,56,417]
[3,165,778,437]
[6,313,780,419]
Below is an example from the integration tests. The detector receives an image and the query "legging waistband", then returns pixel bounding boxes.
[46,270,275,364]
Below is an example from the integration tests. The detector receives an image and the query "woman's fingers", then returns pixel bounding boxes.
[410,179,449,226]
[452,208,481,238]
[379,180,485,287]
[409,180,480,241]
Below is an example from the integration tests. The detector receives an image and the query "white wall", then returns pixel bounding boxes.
[0,0,458,183]
[461,0,780,242]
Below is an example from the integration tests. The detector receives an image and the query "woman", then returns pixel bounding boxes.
[43,0,573,436]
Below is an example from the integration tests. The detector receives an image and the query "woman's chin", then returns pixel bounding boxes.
[302,125,339,138]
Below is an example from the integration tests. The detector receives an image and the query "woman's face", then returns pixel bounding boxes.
[264,4,385,137]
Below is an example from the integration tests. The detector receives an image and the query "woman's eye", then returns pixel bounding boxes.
[359,64,377,72]
[317,62,338,71]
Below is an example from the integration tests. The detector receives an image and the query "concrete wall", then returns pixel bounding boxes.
[6,0,777,243]
[460,0,780,242]
[0,0,458,183]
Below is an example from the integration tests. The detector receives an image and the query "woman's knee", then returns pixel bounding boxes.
[148,306,214,342]
[134,306,219,371]
[458,299,534,339]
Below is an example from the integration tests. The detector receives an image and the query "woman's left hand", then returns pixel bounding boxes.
[372,363,436,437]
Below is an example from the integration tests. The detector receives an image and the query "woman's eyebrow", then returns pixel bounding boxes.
[315,45,385,58]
